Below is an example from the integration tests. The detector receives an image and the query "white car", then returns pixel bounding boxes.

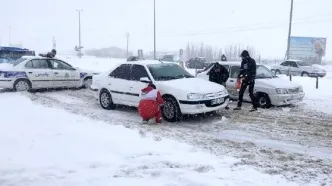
[91,60,230,122]
[271,60,326,77]
[196,62,305,108]
[0,56,98,91]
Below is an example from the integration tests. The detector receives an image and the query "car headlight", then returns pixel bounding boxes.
[219,89,228,95]
[187,93,207,100]
[276,88,289,94]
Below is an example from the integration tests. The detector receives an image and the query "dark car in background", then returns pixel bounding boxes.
[186,57,209,69]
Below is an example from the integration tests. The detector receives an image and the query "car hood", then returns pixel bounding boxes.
[157,78,225,93]
[256,78,301,89]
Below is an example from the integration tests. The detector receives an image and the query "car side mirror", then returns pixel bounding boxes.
[140,77,151,83]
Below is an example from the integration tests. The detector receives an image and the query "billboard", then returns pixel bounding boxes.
[289,37,326,59]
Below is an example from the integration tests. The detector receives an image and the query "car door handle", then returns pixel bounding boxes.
[129,87,133,88]
[230,80,234,82]
[28,72,32,74]
[54,72,58,74]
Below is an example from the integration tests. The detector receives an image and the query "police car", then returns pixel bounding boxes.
[0,56,98,91]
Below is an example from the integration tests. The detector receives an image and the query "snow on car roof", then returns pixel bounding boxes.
[20,56,61,60]
[125,60,163,65]
[215,61,241,66]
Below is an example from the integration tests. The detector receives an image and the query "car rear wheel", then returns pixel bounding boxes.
[162,97,182,122]
[13,79,31,92]
[256,93,271,108]
[99,89,115,110]
[275,70,281,75]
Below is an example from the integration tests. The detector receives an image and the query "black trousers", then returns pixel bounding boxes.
[237,80,258,109]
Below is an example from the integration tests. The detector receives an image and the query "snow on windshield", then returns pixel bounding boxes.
[148,63,194,80]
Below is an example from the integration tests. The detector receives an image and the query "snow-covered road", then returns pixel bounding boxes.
[12,88,332,186]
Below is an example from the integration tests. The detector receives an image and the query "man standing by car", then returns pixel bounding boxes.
[39,49,57,58]
[209,62,230,109]
[234,50,258,112]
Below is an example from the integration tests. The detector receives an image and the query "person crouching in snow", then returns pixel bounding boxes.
[138,83,164,124]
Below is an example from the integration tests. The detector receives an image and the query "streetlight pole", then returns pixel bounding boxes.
[8,26,11,46]
[286,0,294,60]
[153,0,156,60]
[76,9,83,58]
[126,33,130,58]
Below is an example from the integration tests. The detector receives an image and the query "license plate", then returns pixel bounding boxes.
[211,98,224,105]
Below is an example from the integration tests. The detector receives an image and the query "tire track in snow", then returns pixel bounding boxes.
[23,89,332,185]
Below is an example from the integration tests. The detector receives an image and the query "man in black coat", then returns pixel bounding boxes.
[209,62,230,109]
[39,49,56,58]
[209,62,229,86]
[234,50,258,112]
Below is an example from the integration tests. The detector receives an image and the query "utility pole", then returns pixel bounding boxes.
[125,33,130,58]
[53,36,56,50]
[286,0,294,60]
[76,9,83,58]
[8,26,11,46]
[153,0,156,60]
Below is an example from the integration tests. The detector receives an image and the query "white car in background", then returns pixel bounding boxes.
[196,62,305,108]
[0,56,98,91]
[91,60,230,122]
[271,60,326,77]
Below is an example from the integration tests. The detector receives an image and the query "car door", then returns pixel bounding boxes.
[280,61,291,75]
[49,59,80,88]
[226,65,241,98]
[126,64,153,107]
[107,64,133,105]
[24,59,53,88]
[289,61,301,76]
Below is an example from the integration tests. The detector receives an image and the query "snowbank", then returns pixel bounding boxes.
[0,93,297,186]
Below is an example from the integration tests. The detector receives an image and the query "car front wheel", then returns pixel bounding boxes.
[99,89,115,110]
[256,93,272,108]
[162,97,182,122]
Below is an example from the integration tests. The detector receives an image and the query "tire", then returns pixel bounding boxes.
[99,89,115,110]
[256,93,272,109]
[82,77,92,89]
[162,96,182,122]
[301,72,309,77]
[13,79,31,92]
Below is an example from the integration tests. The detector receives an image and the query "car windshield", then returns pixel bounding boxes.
[148,63,194,81]
[9,57,27,66]
[256,65,276,79]
[297,61,311,66]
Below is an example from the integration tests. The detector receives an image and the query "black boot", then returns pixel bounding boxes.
[249,107,258,112]
[233,107,241,110]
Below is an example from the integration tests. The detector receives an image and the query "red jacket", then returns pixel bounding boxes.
[138,86,164,120]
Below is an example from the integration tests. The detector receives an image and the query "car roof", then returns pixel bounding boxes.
[125,60,166,66]
[286,59,302,62]
[215,61,241,66]
[20,56,60,60]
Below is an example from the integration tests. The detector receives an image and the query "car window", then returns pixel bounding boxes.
[130,64,150,81]
[290,62,298,67]
[298,61,311,66]
[25,61,33,68]
[230,66,241,78]
[25,59,50,69]
[109,64,131,80]
[280,61,289,66]
[50,60,73,70]
[256,65,275,79]
[148,63,194,81]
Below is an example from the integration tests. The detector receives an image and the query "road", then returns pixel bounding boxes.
[21,89,332,186]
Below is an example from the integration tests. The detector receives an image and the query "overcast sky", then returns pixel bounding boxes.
[0,0,331,59]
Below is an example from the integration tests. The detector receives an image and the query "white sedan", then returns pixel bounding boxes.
[91,60,230,122]
[196,62,305,108]
[0,56,98,91]
[271,60,326,77]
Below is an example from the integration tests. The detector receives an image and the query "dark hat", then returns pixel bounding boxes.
[148,83,156,89]
[52,49,57,54]
[240,50,250,58]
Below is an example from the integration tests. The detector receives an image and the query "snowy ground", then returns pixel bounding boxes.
[0,94,298,186]
[0,56,332,185]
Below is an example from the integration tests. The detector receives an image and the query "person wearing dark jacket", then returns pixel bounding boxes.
[209,62,230,109]
[39,49,56,58]
[208,62,229,86]
[234,50,258,112]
